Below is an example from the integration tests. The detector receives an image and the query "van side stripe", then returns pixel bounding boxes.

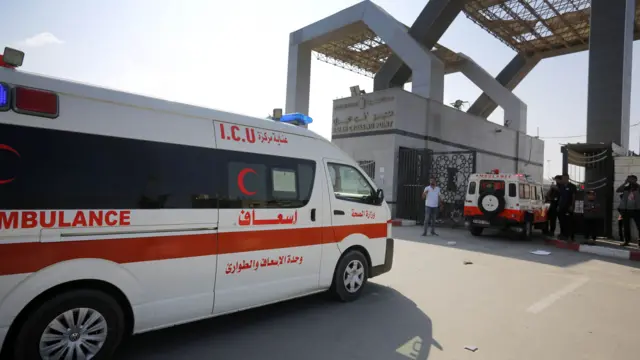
[0,224,387,276]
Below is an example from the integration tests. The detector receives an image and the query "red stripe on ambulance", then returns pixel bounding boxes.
[0,223,386,276]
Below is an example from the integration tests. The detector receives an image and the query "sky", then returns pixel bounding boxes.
[2,0,639,179]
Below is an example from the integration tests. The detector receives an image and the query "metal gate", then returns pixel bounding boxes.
[396,147,430,222]
[561,143,614,237]
[396,148,476,223]
[429,151,477,224]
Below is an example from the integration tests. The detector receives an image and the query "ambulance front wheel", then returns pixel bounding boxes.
[332,250,369,302]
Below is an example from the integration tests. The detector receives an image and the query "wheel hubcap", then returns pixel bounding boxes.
[39,307,108,360]
[343,259,365,293]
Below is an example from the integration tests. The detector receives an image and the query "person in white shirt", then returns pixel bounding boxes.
[421,178,441,236]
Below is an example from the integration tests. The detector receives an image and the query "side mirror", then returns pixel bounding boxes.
[376,189,384,204]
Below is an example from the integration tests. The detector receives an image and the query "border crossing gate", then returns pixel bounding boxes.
[396,147,476,224]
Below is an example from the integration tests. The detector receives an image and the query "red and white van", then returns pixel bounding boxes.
[0,47,394,359]
[463,170,549,239]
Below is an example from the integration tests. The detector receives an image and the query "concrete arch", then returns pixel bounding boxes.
[285,0,444,115]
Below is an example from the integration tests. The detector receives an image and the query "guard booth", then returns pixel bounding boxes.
[561,143,616,238]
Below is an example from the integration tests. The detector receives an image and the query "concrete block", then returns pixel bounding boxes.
[629,166,640,175]
[615,173,629,182]
[615,168,630,176]
[615,157,634,166]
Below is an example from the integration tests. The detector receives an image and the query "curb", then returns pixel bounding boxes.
[390,219,417,227]
[544,238,640,261]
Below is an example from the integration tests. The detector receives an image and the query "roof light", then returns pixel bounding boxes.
[279,113,313,126]
[12,86,59,118]
[1,47,24,68]
[0,82,9,111]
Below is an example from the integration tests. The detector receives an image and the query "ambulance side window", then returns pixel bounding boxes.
[0,124,222,210]
[468,181,476,195]
[508,183,517,197]
[327,163,377,205]
[519,184,530,199]
[222,151,316,209]
[0,123,316,210]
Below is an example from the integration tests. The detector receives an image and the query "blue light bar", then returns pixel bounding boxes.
[279,113,313,125]
[0,82,9,111]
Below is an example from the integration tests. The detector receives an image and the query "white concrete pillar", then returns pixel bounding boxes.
[427,51,444,103]
[285,39,312,115]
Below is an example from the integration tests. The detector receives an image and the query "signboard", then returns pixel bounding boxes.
[332,95,395,135]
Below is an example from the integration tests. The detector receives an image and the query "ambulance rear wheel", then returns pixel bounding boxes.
[520,220,533,240]
[470,227,484,236]
[332,250,369,302]
[12,289,125,360]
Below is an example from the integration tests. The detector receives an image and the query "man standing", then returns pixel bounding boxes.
[422,178,441,236]
[545,175,562,237]
[557,173,577,242]
[616,175,640,246]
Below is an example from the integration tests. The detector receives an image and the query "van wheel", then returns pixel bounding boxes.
[520,220,533,240]
[470,227,483,236]
[12,289,125,360]
[332,250,369,302]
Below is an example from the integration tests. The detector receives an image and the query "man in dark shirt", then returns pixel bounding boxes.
[557,173,577,241]
[545,175,562,236]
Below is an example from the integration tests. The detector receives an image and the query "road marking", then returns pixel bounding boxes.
[396,336,422,360]
[526,277,590,314]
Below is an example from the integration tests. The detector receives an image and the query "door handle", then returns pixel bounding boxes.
[310,208,316,222]
[334,210,345,215]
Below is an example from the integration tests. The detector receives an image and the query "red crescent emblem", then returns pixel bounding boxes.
[237,168,257,196]
[0,144,20,185]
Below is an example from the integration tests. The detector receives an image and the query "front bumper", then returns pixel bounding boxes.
[466,215,521,228]
[371,238,394,278]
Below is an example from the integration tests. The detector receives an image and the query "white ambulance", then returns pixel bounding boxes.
[0,47,394,360]
[463,170,549,239]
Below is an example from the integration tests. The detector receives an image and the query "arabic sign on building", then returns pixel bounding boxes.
[332,94,396,135]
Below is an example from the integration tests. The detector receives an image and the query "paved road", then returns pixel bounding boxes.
[118,227,640,360]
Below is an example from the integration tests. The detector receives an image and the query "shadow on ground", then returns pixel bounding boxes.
[395,225,640,269]
[118,284,436,360]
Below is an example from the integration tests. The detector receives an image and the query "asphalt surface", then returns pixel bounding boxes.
[118,226,640,360]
